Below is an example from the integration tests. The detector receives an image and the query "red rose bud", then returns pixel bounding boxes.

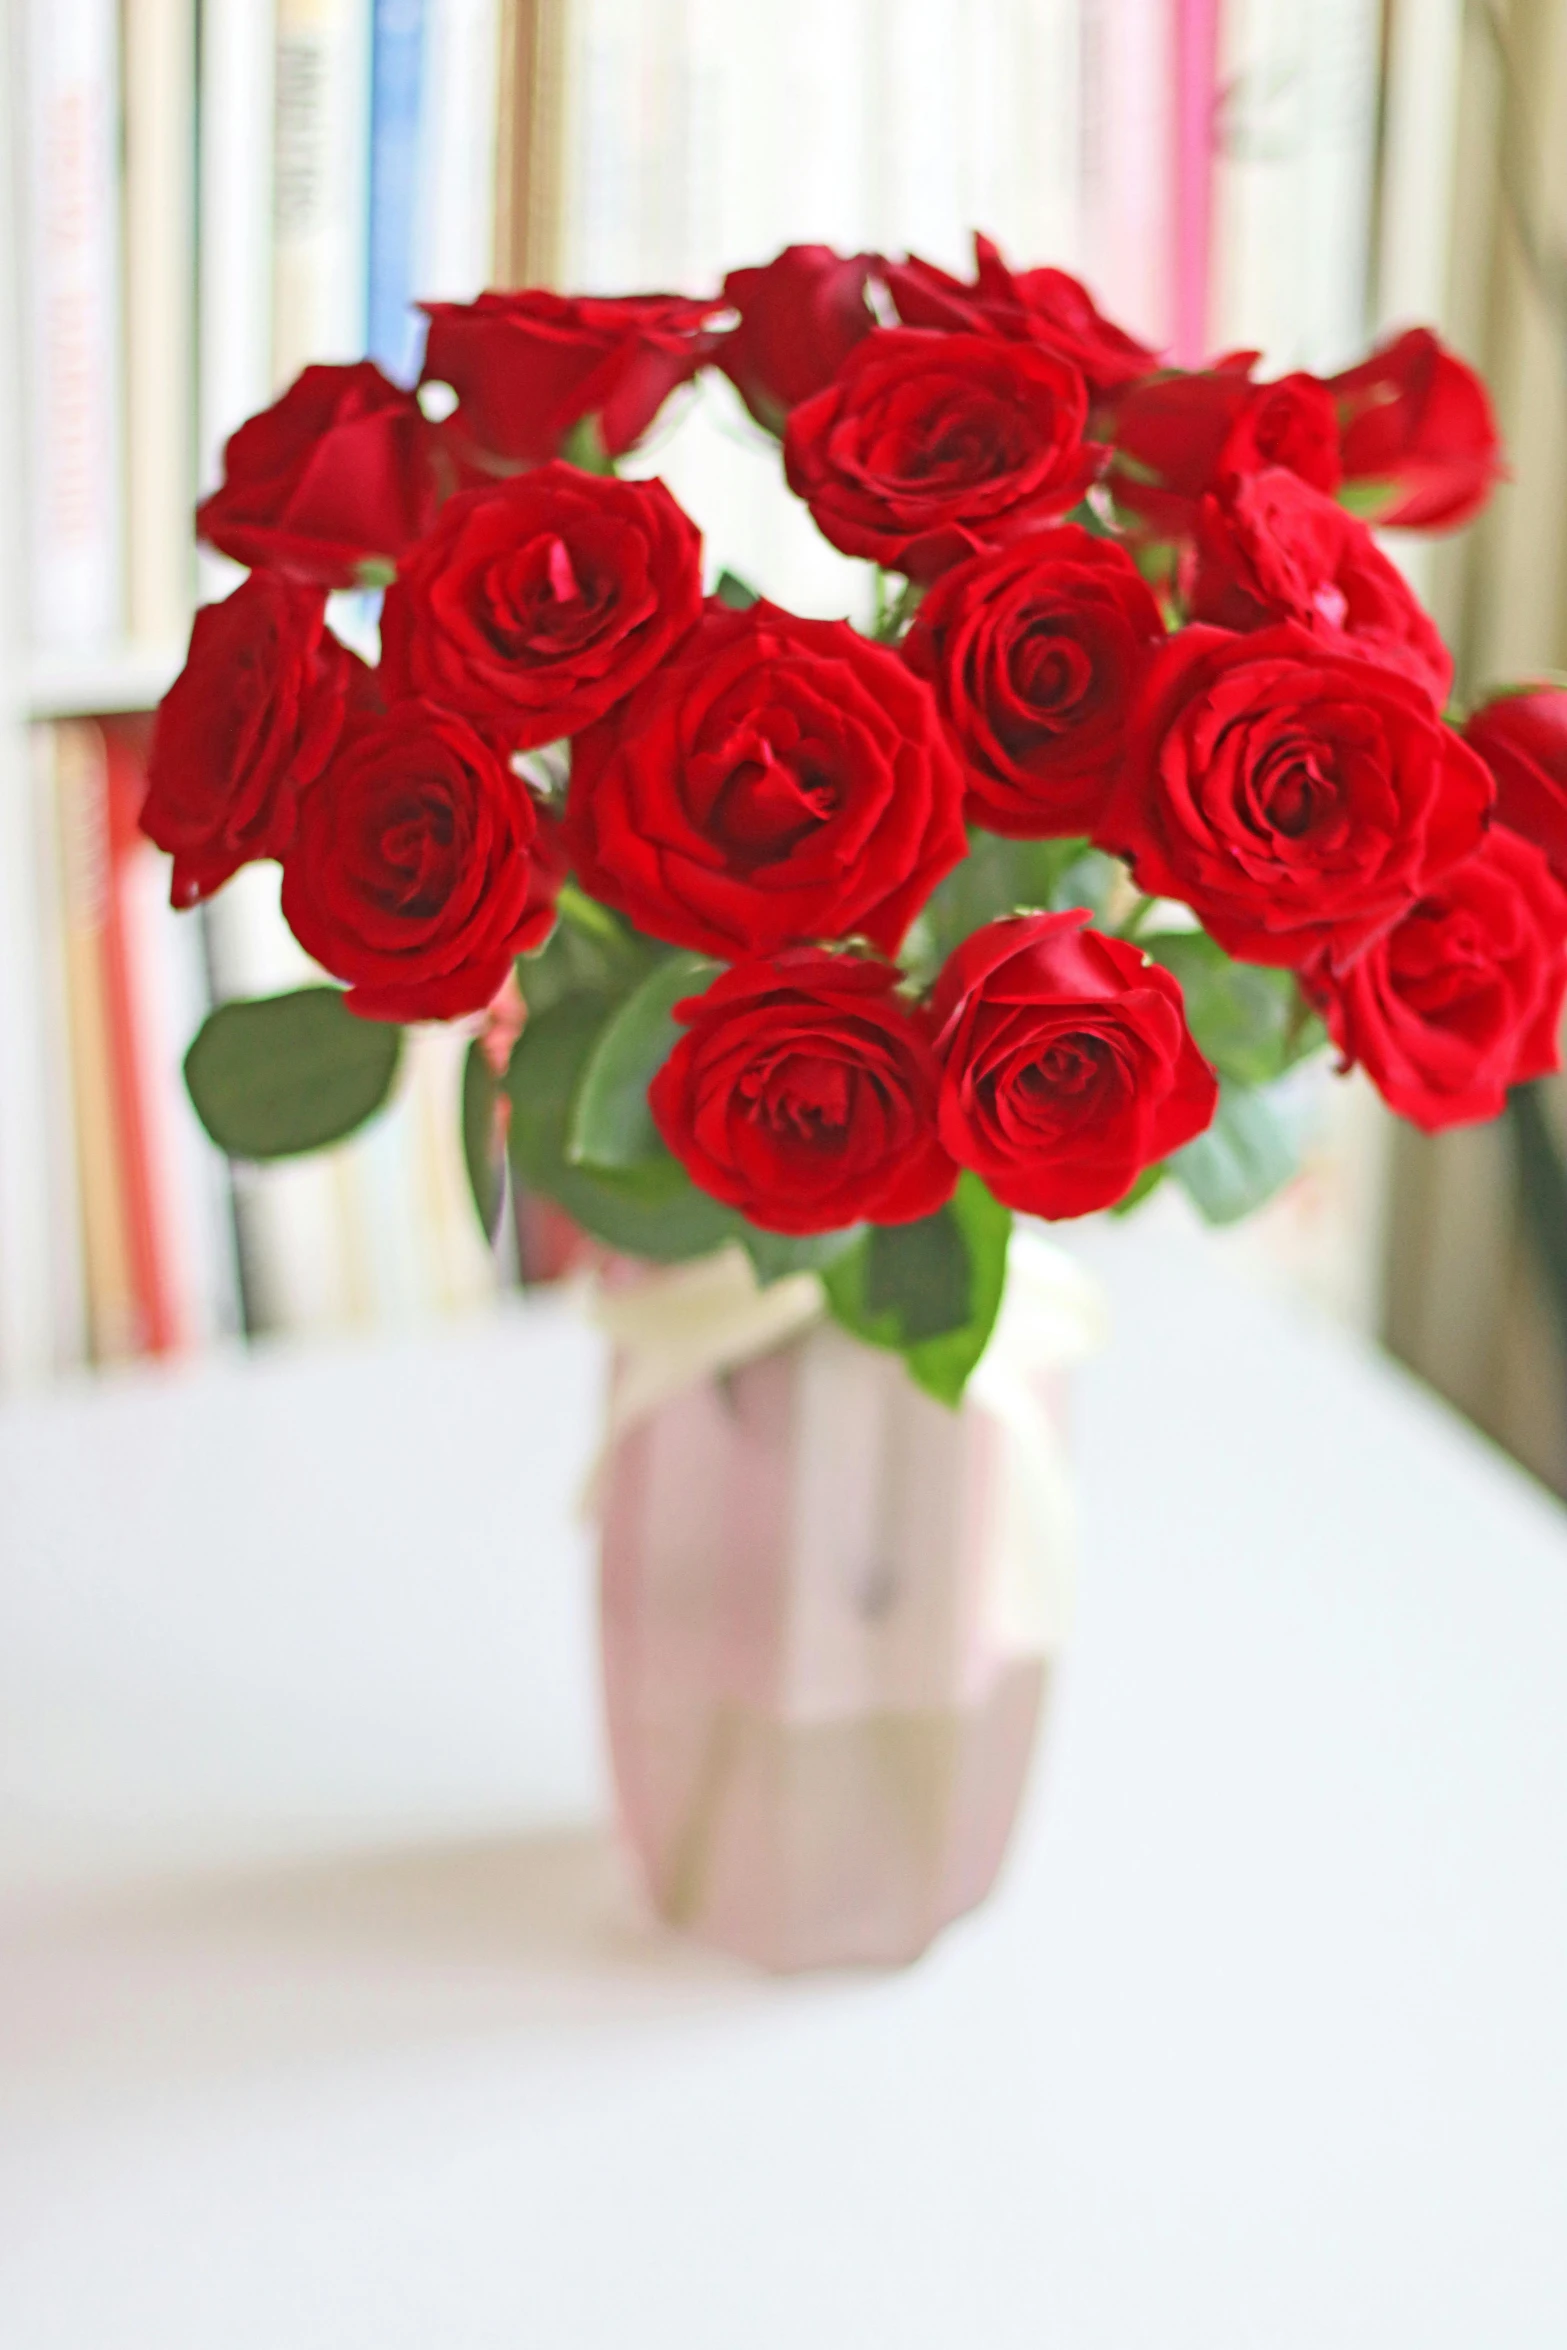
[196,361,439,586]
[783,329,1103,581]
[1464,686,1567,884]
[564,599,968,960]
[280,702,559,1021]
[649,951,958,1236]
[1304,828,1567,1130]
[903,525,1166,838]
[1106,361,1340,540]
[380,464,703,752]
[1101,622,1493,970]
[420,288,723,466]
[1185,469,1453,706]
[883,232,1159,398]
[1330,328,1504,532]
[716,245,877,430]
[930,911,1218,1218]
[141,575,361,905]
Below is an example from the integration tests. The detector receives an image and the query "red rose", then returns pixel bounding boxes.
[1106,361,1340,540]
[1101,622,1493,968]
[903,525,1166,837]
[783,329,1102,581]
[1464,687,1567,883]
[564,600,967,959]
[280,702,559,1020]
[141,576,360,905]
[930,911,1218,1217]
[1329,329,1503,532]
[195,362,439,586]
[882,232,1158,397]
[1304,828,1567,1130]
[379,464,703,753]
[420,289,721,466]
[716,245,876,430]
[1185,469,1453,705]
[648,951,957,1235]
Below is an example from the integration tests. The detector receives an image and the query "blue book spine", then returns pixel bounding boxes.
[367,0,427,383]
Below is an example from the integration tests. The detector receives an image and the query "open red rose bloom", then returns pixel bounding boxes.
[151,231,1556,1401]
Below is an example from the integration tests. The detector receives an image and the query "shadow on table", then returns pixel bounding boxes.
[2,1827,796,2098]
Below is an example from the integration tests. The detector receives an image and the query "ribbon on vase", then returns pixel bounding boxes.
[580,1227,1109,1557]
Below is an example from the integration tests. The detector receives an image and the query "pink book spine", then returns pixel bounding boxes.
[1173,0,1221,364]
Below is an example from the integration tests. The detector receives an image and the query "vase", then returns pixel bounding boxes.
[593,1239,1099,1972]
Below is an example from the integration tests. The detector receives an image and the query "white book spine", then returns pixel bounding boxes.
[413,0,502,304]
[272,0,374,386]
[20,0,125,651]
[123,0,197,646]
[197,0,275,618]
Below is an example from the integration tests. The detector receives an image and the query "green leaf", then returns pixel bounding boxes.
[917,832,1117,971]
[1171,1080,1301,1225]
[1144,931,1325,1086]
[822,1173,1012,1407]
[741,1223,866,1287]
[184,986,401,1161]
[713,568,760,610]
[505,993,744,1261]
[354,555,398,589]
[461,1040,506,1241]
[1110,1162,1167,1217]
[515,897,668,1022]
[863,1210,971,1340]
[559,413,616,474]
[1336,476,1400,522]
[568,951,720,1170]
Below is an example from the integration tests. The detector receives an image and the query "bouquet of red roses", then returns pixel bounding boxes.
[146,236,1567,1402]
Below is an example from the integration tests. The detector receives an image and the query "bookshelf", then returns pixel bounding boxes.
[0,0,1433,1399]
[23,647,189,725]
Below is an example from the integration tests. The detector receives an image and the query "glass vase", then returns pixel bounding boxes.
[596,1255,1087,1973]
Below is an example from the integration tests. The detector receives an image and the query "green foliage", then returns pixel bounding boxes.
[1171,1079,1303,1226]
[559,414,616,475]
[568,952,721,1170]
[1143,930,1326,1087]
[713,569,760,610]
[912,831,1119,978]
[461,1040,506,1241]
[823,1173,1012,1406]
[739,1226,865,1285]
[505,992,744,1262]
[183,986,401,1161]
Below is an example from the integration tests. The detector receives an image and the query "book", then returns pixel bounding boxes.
[123,0,198,646]
[1078,0,1175,354]
[1211,0,1381,372]
[416,0,503,303]
[367,0,428,381]
[272,0,374,387]
[51,721,141,1362]
[102,722,244,1350]
[18,0,125,651]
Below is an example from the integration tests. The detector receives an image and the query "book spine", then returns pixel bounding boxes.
[20,0,125,650]
[197,0,276,619]
[1173,0,1220,363]
[1077,0,1175,353]
[272,0,374,386]
[123,0,197,645]
[414,0,502,303]
[368,0,428,381]
[52,720,142,1362]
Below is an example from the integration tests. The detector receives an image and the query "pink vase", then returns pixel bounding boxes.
[597,1313,1076,1972]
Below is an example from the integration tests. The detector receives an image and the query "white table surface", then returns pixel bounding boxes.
[3,1211,1566,2348]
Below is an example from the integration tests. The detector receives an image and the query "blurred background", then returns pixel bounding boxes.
[0,0,1565,1484]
